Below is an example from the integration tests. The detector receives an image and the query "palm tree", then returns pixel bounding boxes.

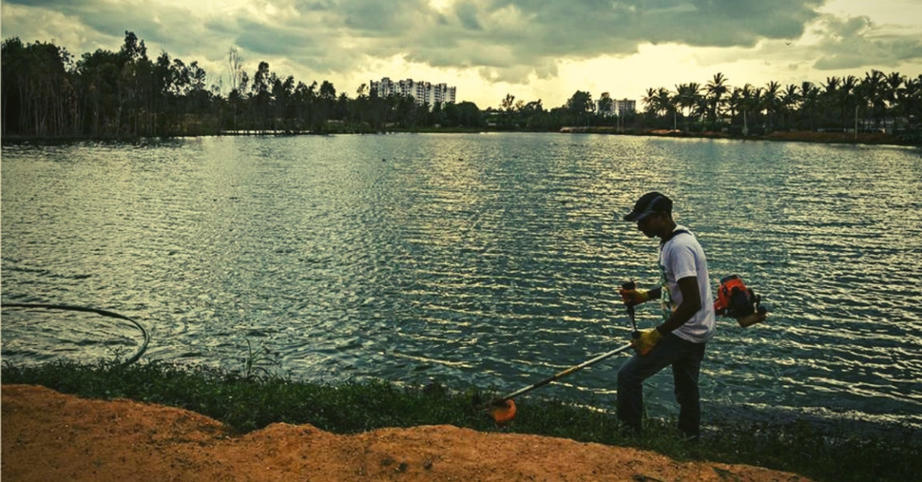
[859,70,886,130]
[892,74,918,128]
[736,84,756,134]
[763,81,781,132]
[750,86,764,133]
[643,87,660,116]
[706,72,728,127]
[651,87,676,128]
[727,87,742,126]
[839,75,859,131]
[821,76,840,129]
[674,82,701,131]
[694,96,709,127]
[885,72,905,104]
[780,84,800,130]
[800,81,820,130]
[891,74,922,128]
[883,71,905,128]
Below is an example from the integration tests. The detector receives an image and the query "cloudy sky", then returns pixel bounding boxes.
[3,0,922,108]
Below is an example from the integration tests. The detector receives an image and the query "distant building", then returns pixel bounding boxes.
[369,77,457,108]
[371,77,396,97]
[596,93,636,117]
[614,98,636,116]
[432,83,456,107]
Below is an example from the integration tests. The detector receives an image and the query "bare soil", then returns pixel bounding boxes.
[2,385,808,481]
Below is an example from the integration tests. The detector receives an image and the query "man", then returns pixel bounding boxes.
[617,191,715,439]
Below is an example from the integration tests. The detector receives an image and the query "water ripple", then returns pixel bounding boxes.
[3,134,921,430]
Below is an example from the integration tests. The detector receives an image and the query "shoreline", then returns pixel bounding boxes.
[2,361,919,481]
[557,126,920,146]
[3,128,918,147]
[3,384,811,481]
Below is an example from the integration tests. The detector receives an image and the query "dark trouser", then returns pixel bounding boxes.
[617,333,706,437]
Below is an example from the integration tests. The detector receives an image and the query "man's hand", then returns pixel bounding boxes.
[619,287,650,306]
[632,328,662,356]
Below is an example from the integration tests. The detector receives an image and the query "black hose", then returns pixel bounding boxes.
[0,303,150,365]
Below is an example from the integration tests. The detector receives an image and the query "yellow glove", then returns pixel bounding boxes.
[632,328,662,356]
[618,287,650,306]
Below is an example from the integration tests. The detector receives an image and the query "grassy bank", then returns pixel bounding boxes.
[2,361,919,481]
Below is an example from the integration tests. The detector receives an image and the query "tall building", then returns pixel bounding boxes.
[370,77,397,97]
[432,83,457,106]
[596,93,636,117]
[369,77,457,108]
[614,98,636,116]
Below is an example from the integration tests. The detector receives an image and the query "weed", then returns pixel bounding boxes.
[241,339,279,379]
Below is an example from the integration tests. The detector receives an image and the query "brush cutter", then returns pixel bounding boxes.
[487,277,771,423]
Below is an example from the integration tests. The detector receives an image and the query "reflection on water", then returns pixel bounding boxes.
[3,134,921,430]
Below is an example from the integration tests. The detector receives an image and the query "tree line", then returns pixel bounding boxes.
[2,32,921,140]
[495,72,922,138]
[1,32,484,138]
[638,72,922,135]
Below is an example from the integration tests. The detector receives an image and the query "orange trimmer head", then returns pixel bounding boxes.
[489,398,517,424]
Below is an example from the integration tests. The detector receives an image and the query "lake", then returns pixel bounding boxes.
[2,133,921,431]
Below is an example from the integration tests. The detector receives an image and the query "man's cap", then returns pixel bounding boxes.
[623,192,672,221]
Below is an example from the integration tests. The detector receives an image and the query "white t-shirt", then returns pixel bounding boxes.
[658,225,716,343]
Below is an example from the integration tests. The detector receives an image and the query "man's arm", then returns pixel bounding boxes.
[656,276,701,334]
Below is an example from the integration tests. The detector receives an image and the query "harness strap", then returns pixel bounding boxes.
[660,228,690,246]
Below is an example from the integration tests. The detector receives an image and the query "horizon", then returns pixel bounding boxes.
[3,1,922,109]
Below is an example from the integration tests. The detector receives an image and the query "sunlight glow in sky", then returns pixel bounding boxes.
[2,0,921,108]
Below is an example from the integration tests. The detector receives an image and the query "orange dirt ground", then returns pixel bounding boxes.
[2,384,808,481]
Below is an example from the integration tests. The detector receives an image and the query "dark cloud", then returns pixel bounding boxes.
[232,19,356,71]
[343,0,828,81]
[3,0,222,59]
[811,15,922,70]
[3,0,85,7]
[235,21,311,56]
[463,0,820,50]
[340,0,431,31]
[454,1,482,30]
[3,0,921,85]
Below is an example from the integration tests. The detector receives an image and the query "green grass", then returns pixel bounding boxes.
[3,360,919,481]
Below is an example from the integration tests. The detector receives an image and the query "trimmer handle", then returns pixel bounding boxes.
[620,280,639,336]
